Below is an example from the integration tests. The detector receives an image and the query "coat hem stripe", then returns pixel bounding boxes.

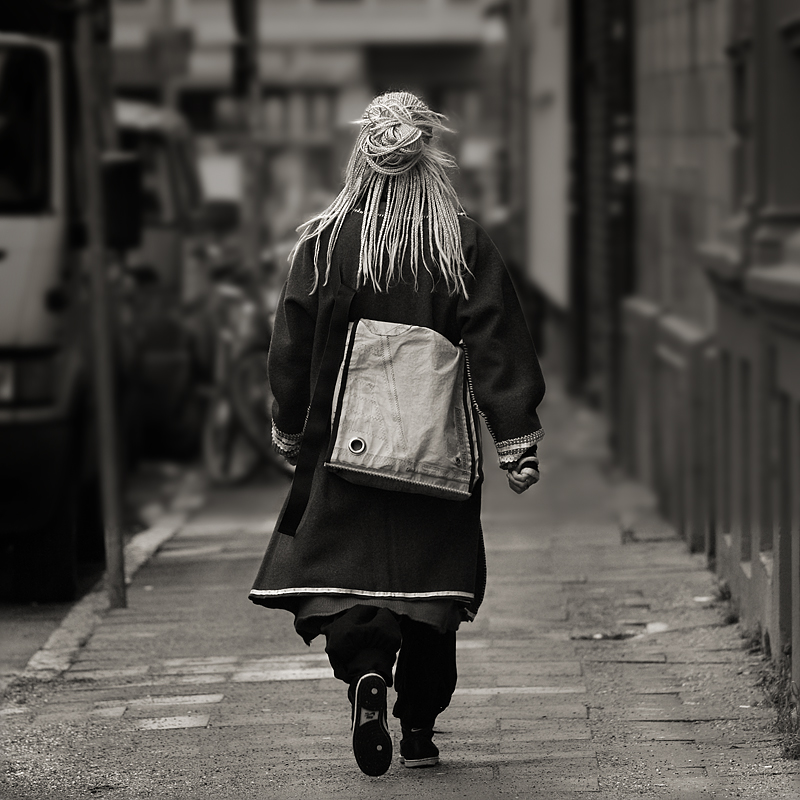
[249,588,475,600]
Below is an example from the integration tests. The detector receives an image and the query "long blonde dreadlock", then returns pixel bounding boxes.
[289,91,470,297]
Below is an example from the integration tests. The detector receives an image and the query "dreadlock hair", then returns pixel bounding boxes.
[289,91,470,297]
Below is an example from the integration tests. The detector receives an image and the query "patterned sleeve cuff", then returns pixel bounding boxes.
[271,421,303,460]
[496,429,545,468]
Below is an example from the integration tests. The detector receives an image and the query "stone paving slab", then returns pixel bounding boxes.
[497,767,599,792]
[618,708,748,722]
[467,702,589,719]
[461,660,582,677]
[498,719,592,738]
[135,714,211,730]
[582,649,668,663]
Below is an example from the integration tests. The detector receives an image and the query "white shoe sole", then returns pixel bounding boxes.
[351,673,392,776]
[399,755,439,768]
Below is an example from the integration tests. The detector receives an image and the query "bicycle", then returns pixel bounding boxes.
[198,254,293,485]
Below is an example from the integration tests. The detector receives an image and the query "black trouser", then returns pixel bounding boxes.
[320,605,457,730]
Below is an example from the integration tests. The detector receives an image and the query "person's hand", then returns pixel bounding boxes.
[507,456,540,494]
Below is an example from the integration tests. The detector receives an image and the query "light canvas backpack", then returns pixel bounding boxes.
[325,318,481,500]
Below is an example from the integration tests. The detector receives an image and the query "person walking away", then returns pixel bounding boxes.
[249,91,544,777]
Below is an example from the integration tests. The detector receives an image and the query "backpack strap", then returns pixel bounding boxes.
[277,266,356,536]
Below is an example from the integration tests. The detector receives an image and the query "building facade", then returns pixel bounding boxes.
[697,0,800,689]
[623,0,800,691]
[516,0,799,691]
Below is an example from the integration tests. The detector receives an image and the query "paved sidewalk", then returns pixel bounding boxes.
[2,382,798,799]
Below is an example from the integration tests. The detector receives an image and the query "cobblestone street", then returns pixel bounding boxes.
[2,383,798,799]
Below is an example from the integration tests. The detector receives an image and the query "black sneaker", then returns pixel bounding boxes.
[351,673,392,776]
[399,726,439,768]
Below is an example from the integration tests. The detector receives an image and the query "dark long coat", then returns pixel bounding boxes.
[249,212,545,639]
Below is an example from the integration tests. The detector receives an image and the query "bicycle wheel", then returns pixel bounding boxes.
[202,391,262,485]
[230,347,295,478]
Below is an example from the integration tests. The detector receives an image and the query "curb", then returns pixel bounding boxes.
[14,472,206,686]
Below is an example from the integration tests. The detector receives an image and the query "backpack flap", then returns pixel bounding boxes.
[325,319,480,500]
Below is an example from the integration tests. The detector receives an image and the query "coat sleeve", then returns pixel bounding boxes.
[457,221,545,469]
[267,240,319,461]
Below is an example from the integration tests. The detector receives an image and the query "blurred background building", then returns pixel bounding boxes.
[112,0,500,247]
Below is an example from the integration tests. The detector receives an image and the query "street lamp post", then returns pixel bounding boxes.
[76,2,127,609]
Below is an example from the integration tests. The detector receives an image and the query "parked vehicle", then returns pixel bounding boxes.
[115,99,208,461]
[0,4,143,600]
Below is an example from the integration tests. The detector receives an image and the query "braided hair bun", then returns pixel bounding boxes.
[357,92,434,175]
[291,90,470,297]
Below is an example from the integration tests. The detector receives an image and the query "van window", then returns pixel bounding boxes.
[0,45,50,213]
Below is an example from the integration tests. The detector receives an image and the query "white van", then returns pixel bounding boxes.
[0,25,141,601]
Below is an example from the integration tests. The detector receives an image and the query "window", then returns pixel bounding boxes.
[0,45,51,213]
